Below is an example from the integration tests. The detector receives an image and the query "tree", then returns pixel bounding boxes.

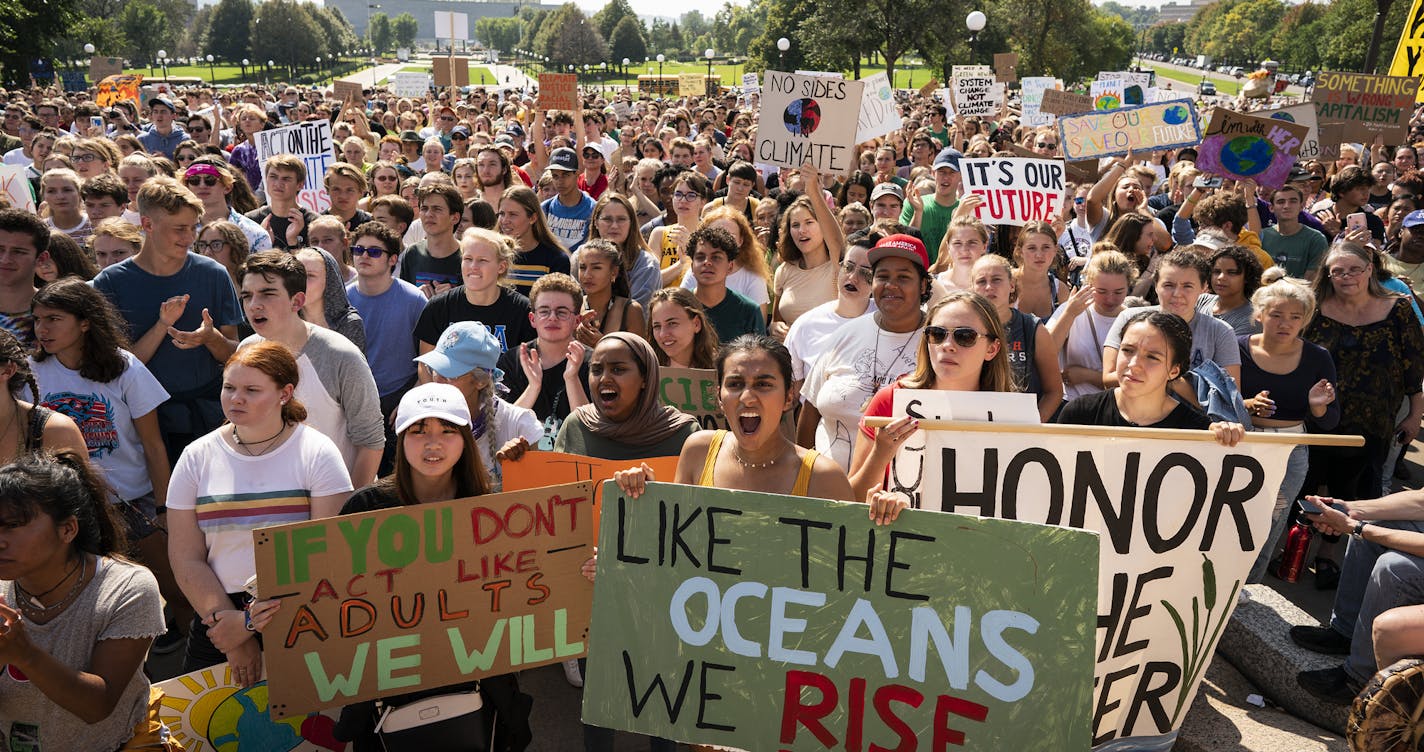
[311,5,357,58]
[206,0,254,63]
[1147,21,1187,56]
[713,1,766,57]
[680,10,711,41]
[249,0,322,78]
[1099,1,1160,29]
[519,8,549,52]
[0,0,83,87]
[1268,2,1326,70]
[538,3,607,68]
[593,0,635,42]
[392,12,419,50]
[476,17,522,53]
[368,12,393,54]
[120,0,167,65]
[798,0,865,77]
[609,16,647,67]
[747,0,813,71]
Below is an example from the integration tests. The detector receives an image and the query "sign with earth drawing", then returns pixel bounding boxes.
[756,70,865,174]
[1195,108,1309,189]
[1057,101,1201,161]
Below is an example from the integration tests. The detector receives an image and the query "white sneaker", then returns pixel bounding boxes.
[562,658,584,688]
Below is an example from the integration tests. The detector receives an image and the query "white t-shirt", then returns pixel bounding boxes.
[479,397,544,492]
[167,423,352,592]
[1046,306,1118,401]
[784,300,874,382]
[680,266,771,308]
[1103,304,1241,372]
[2,147,27,165]
[802,313,922,470]
[30,349,170,501]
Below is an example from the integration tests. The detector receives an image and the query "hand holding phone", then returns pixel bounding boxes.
[1346,212,1368,232]
[1297,497,1347,515]
[1193,175,1223,189]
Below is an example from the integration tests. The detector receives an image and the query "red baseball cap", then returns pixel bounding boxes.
[868,233,929,272]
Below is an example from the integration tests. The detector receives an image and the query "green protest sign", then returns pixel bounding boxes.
[582,481,1100,749]
[254,482,596,718]
[658,366,726,431]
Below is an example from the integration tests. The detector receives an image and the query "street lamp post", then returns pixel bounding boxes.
[205,54,215,84]
[622,57,630,87]
[157,49,169,82]
[316,56,322,81]
[966,11,986,64]
[657,53,665,84]
[267,59,274,86]
[777,37,790,70]
[242,58,249,80]
[704,48,714,95]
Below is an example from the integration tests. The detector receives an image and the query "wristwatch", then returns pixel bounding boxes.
[1352,520,1369,539]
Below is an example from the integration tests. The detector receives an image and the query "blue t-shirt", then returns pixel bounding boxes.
[92,253,242,435]
[541,192,595,252]
[347,277,428,396]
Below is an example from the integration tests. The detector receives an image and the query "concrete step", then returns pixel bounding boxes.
[1175,656,1346,751]
[1216,584,1351,736]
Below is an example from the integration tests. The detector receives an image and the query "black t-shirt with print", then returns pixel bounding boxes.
[413,285,535,353]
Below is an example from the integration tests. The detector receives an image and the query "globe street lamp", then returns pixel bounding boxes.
[657,53,665,84]
[623,57,630,86]
[267,59,275,86]
[777,37,790,69]
[242,58,249,81]
[157,49,169,82]
[704,48,714,94]
[966,11,986,63]
[205,54,215,84]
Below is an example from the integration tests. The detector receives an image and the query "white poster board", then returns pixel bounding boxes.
[1091,79,1124,110]
[952,76,1005,118]
[741,72,759,95]
[254,119,334,213]
[434,11,470,41]
[1262,102,1321,161]
[961,157,1068,226]
[755,70,864,175]
[0,164,35,213]
[391,71,431,98]
[1021,77,1060,127]
[855,71,902,143]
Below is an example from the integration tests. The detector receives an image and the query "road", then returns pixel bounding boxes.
[1141,58,1309,101]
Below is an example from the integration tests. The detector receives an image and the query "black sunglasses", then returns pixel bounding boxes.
[350,245,388,258]
[184,175,219,187]
[924,325,992,348]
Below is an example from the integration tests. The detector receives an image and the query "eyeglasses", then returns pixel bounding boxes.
[841,260,873,283]
[533,307,575,321]
[194,239,226,254]
[672,191,702,202]
[72,153,99,163]
[1036,142,1058,150]
[1327,265,1369,280]
[184,175,219,187]
[924,325,993,348]
[350,245,388,258]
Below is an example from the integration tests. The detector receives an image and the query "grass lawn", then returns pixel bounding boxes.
[1141,62,1242,95]
[125,60,378,86]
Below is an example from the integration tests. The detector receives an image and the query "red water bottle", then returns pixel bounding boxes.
[1278,520,1313,582]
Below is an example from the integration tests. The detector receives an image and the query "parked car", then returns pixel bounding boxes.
[1198,80,1217,96]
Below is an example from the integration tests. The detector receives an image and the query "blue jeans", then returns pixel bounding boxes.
[1248,440,1309,583]
[1327,520,1424,683]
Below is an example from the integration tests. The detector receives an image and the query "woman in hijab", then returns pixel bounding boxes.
[553,332,699,459]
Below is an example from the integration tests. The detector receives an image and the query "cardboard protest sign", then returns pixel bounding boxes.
[657,367,724,430]
[1020,77,1059,126]
[537,73,578,112]
[678,73,705,98]
[155,663,343,751]
[1040,89,1094,116]
[1007,143,1098,186]
[502,451,680,539]
[961,157,1066,226]
[952,76,1005,118]
[917,78,940,98]
[254,120,334,213]
[583,481,1100,749]
[1262,103,1321,161]
[0,165,35,213]
[1311,71,1420,142]
[855,72,902,143]
[1195,108,1309,189]
[89,56,122,81]
[391,71,430,98]
[432,56,469,88]
[254,482,596,718]
[1316,122,1347,161]
[742,72,759,95]
[885,391,1297,747]
[95,74,142,108]
[332,79,363,104]
[1388,0,1424,101]
[1057,100,1201,161]
[993,53,1020,83]
[755,70,864,175]
[1090,79,1123,111]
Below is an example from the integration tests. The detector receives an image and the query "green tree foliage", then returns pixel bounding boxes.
[392,12,419,50]
[680,11,711,42]
[120,0,168,65]
[593,0,635,42]
[205,0,255,62]
[1147,21,1188,55]
[1183,0,1406,70]
[1099,1,1160,29]
[249,0,323,78]
[519,9,549,53]
[1193,0,1285,61]
[609,16,647,66]
[1267,2,1326,70]
[747,0,813,71]
[311,5,358,58]
[476,17,523,53]
[713,1,767,59]
[537,3,607,68]
[369,12,393,54]
[0,0,82,86]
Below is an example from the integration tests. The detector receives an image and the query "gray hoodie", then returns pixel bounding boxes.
[312,247,367,354]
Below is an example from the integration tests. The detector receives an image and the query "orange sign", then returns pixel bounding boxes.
[96,74,142,107]
[502,451,680,538]
[537,73,579,112]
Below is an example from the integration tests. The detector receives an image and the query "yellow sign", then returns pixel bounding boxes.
[678,73,705,97]
[1387,0,1424,101]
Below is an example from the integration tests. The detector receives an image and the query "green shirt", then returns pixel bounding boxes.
[1260,225,1327,279]
[901,195,959,265]
[553,412,698,461]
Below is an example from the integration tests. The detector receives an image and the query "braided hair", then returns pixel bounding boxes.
[0,450,125,557]
[0,329,40,405]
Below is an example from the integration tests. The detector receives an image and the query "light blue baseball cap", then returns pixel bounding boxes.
[414,321,506,382]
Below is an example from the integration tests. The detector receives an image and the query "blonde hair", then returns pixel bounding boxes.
[931,216,990,273]
[1252,277,1317,326]
[1084,248,1139,287]
[91,218,142,250]
[972,253,1018,304]
[136,176,204,218]
[459,227,517,286]
[901,292,1015,392]
[700,205,771,285]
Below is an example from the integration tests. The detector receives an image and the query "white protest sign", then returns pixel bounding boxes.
[0,165,35,213]
[433,10,469,40]
[855,71,902,143]
[254,120,334,213]
[1099,70,1152,89]
[1262,102,1321,161]
[1091,79,1124,110]
[885,393,1297,748]
[795,70,844,79]
[961,157,1068,226]
[953,76,1004,118]
[391,72,430,98]
[1021,77,1060,126]
[741,72,759,95]
[953,64,994,79]
[755,70,864,175]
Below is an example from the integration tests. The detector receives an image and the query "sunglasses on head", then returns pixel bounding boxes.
[924,325,992,347]
[350,245,388,258]
[184,175,219,187]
